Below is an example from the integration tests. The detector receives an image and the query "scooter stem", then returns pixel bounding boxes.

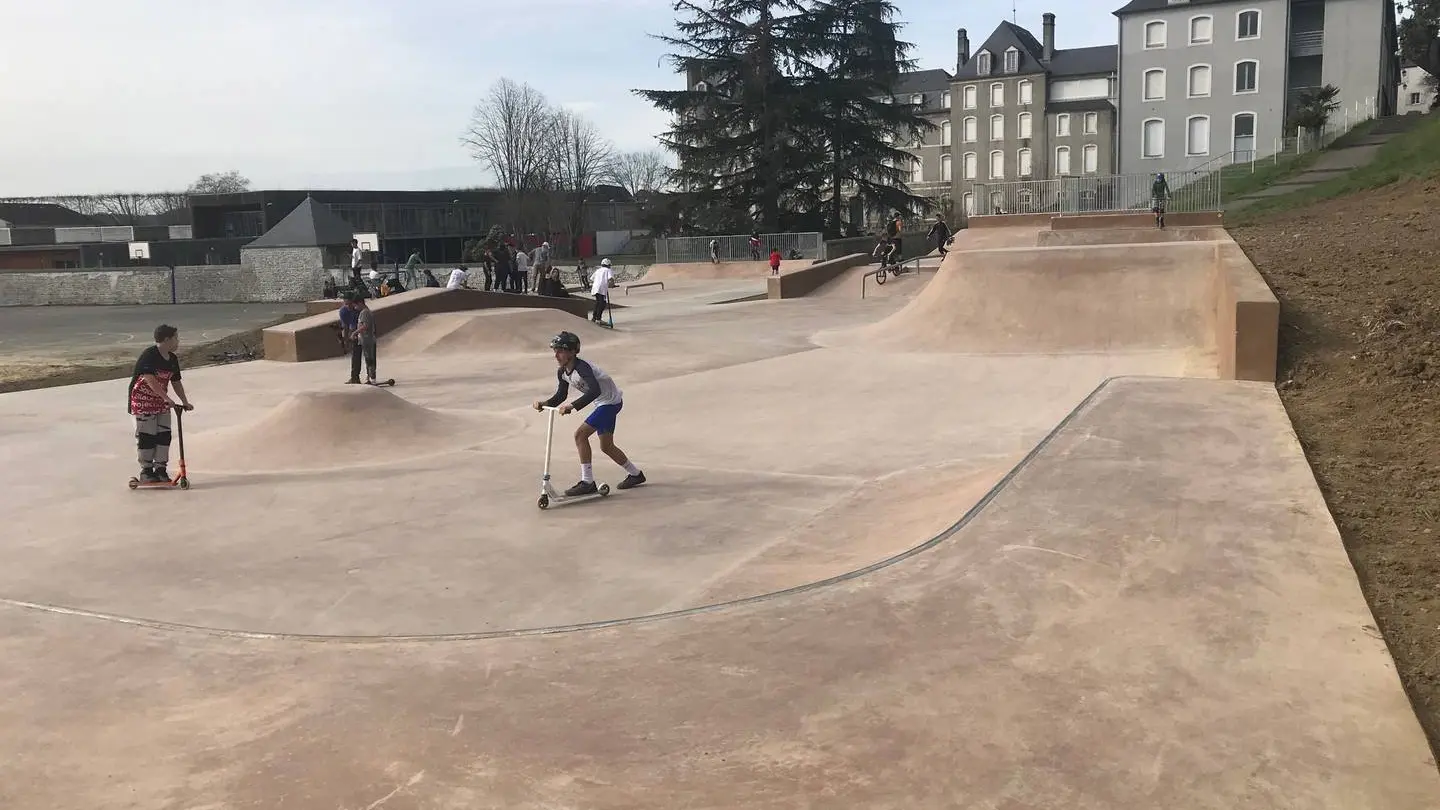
[542,407,555,479]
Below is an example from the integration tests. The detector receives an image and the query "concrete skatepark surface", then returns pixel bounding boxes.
[3,226,1439,808]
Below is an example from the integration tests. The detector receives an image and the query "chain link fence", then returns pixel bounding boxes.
[970,168,1222,217]
[656,232,824,263]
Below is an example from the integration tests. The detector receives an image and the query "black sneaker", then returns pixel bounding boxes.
[564,480,598,497]
[345,378,361,384]
[144,467,169,483]
[617,471,646,490]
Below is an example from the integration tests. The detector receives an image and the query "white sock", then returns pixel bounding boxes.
[581,463,593,482]
[622,461,640,476]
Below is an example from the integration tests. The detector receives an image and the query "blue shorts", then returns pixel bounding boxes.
[584,402,623,434]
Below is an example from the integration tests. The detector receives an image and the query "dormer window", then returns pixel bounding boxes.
[1004,47,1019,73]
[911,93,923,106]
[977,51,992,75]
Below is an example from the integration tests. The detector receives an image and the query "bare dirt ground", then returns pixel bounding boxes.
[0,312,308,394]
[1231,175,1440,753]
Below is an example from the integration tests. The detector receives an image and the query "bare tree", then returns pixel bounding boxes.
[550,108,618,240]
[609,150,671,198]
[188,171,251,195]
[462,78,563,230]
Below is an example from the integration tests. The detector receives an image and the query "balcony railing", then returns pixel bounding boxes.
[1290,29,1324,57]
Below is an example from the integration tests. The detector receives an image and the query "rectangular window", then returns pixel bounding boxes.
[1145,20,1166,48]
[1019,112,1033,138]
[1143,119,1165,158]
[1018,148,1032,176]
[1188,65,1211,97]
[990,114,1005,140]
[1084,112,1098,134]
[1083,144,1098,173]
[963,117,977,142]
[1190,16,1212,44]
[1186,116,1210,155]
[989,151,1004,179]
[1055,146,1071,175]
[1005,50,1019,73]
[1235,61,1258,93]
[990,83,1004,106]
[1019,80,1033,104]
[1056,113,1070,137]
[1144,69,1165,100]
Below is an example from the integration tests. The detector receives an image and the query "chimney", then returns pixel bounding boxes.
[957,28,970,74]
[1042,13,1055,61]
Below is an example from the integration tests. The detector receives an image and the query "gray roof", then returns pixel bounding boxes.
[891,68,955,114]
[1114,0,1244,13]
[954,21,1116,81]
[246,196,356,248]
[1048,45,1117,77]
[0,203,95,228]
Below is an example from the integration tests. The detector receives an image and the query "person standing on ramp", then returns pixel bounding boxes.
[127,324,194,483]
[589,258,614,324]
[532,331,646,496]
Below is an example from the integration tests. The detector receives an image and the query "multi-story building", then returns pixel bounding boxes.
[1399,61,1436,114]
[889,68,955,204]
[947,15,1119,216]
[1115,0,1400,174]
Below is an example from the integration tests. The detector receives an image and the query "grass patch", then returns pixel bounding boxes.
[1219,151,1320,202]
[1229,113,1440,223]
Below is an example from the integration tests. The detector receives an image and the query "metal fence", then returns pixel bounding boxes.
[656,231,824,263]
[970,168,1222,217]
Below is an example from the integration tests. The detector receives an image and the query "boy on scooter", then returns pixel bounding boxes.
[531,331,646,496]
[126,324,194,483]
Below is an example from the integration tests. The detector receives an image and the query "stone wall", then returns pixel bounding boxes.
[0,246,333,306]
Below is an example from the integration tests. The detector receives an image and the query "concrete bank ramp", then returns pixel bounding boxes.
[819,241,1221,362]
[383,308,614,357]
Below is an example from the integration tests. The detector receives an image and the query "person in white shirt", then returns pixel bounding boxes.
[446,266,470,290]
[350,239,364,289]
[589,258,614,323]
[514,247,531,293]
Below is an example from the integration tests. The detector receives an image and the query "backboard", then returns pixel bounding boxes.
[129,241,150,260]
[353,232,380,252]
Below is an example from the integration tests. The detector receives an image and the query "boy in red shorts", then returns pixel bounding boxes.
[126,324,194,483]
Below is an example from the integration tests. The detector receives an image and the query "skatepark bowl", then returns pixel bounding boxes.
[3,219,1439,809]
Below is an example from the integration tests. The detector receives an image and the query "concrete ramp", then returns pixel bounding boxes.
[383,308,613,357]
[646,259,809,281]
[822,242,1221,362]
[1037,226,1227,247]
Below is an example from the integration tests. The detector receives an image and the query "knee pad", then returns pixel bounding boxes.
[156,429,173,447]
[136,432,159,450]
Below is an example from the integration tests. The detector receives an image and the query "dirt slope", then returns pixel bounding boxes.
[1231,175,1440,753]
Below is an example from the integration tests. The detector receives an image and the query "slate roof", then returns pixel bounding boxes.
[891,68,955,114]
[245,196,357,248]
[954,21,1116,81]
[0,203,96,228]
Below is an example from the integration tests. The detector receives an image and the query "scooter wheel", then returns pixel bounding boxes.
[599,484,610,497]
[128,478,139,490]
[178,477,190,490]
[537,494,550,510]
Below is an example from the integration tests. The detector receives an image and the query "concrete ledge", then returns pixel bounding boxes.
[263,288,596,362]
[966,213,1055,228]
[1049,211,1224,230]
[1213,241,1279,382]
[766,253,871,299]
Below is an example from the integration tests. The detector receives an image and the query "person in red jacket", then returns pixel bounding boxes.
[768,247,782,275]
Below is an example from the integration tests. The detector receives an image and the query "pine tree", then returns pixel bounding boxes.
[635,0,932,237]
[635,0,823,233]
[796,0,933,234]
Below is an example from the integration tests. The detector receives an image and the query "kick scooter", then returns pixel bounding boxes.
[535,405,610,510]
[128,404,192,490]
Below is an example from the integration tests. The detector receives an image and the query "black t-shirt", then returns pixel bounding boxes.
[127,345,182,414]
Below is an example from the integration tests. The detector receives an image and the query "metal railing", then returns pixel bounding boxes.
[970,168,1222,216]
[656,231,823,263]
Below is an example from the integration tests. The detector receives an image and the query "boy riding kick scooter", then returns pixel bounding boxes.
[531,331,646,508]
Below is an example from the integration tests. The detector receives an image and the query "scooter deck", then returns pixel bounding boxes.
[365,378,396,387]
[128,476,191,490]
[537,482,611,509]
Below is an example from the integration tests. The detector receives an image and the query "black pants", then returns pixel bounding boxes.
[592,293,608,322]
[351,267,363,287]
[351,340,376,380]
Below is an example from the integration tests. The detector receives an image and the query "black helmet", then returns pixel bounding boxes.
[549,331,580,352]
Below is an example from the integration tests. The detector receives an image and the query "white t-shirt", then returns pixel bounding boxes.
[352,247,363,269]
[515,250,530,272]
[591,265,614,296]
[446,268,468,290]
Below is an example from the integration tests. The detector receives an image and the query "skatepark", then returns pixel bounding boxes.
[3,219,1439,808]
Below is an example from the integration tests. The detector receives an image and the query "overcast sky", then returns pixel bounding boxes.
[0,0,1120,196]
